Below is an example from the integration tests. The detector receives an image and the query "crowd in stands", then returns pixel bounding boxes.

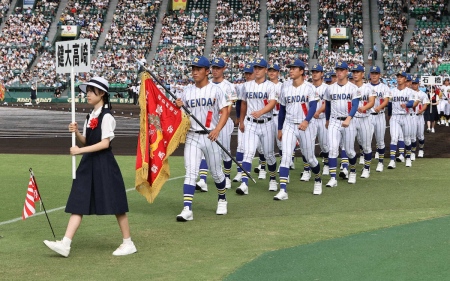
[0,0,10,21]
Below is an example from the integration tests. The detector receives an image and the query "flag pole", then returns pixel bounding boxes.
[135,60,256,183]
[71,67,76,179]
[29,168,56,239]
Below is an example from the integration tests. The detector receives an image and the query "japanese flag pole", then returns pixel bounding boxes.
[71,67,76,179]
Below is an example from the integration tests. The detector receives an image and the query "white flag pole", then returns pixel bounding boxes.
[71,67,76,179]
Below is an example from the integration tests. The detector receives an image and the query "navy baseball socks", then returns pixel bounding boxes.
[233,151,244,182]
[396,141,405,162]
[196,160,209,192]
[300,155,311,181]
[376,147,385,172]
[326,158,338,187]
[274,166,289,200]
[388,144,397,169]
[348,157,357,184]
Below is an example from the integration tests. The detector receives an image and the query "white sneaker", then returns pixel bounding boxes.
[359,155,364,165]
[113,242,137,256]
[339,168,348,179]
[348,172,357,184]
[375,152,379,159]
[225,178,232,189]
[326,178,338,187]
[418,150,424,158]
[176,206,193,222]
[43,240,70,257]
[254,164,261,173]
[236,182,248,195]
[258,170,267,180]
[360,168,370,178]
[396,154,405,163]
[322,165,330,175]
[376,162,384,172]
[387,160,396,169]
[196,179,208,192]
[431,128,435,133]
[290,162,295,170]
[406,158,412,167]
[447,122,449,127]
[233,172,242,182]
[300,170,311,181]
[273,189,288,200]
[313,181,322,195]
[411,153,416,161]
[216,199,227,215]
[269,180,278,192]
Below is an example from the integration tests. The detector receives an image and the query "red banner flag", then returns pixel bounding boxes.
[135,72,190,203]
[22,174,41,220]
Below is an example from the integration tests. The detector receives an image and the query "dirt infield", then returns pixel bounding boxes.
[1,103,449,158]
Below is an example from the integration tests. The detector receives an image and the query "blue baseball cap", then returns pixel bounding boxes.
[329,70,336,76]
[253,58,268,68]
[268,63,280,71]
[190,56,210,68]
[352,64,365,72]
[287,59,305,69]
[335,61,348,70]
[211,58,225,68]
[412,77,420,83]
[324,73,332,82]
[243,63,254,73]
[348,72,353,79]
[311,64,324,72]
[406,74,412,81]
[396,71,407,77]
[370,66,381,73]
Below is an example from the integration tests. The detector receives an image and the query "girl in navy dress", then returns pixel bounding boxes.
[44,77,137,257]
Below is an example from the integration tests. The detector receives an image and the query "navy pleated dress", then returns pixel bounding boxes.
[65,107,129,215]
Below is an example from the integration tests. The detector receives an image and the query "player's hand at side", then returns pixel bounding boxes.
[298,120,309,131]
[277,130,282,141]
[208,129,219,142]
[68,122,79,133]
[239,122,245,133]
[357,106,365,113]
[175,98,183,108]
[342,117,351,128]
[234,118,239,126]
[400,103,407,109]
[313,112,320,119]
[70,145,82,155]
[250,110,262,119]
[325,120,329,129]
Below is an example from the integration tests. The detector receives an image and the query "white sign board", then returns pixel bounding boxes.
[421,76,443,85]
[55,39,91,74]
[61,25,78,37]
[330,28,347,39]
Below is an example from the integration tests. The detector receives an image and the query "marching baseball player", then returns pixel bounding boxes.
[395,74,414,163]
[233,63,255,182]
[387,71,420,169]
[174,56,230,221]
[324,61,361,187]
[410,77,430,160]
[196,58,237,191]
[275,59,322,200]
[236,58,278,195]
[351,64,375,178]
[440,77,450,126]
[366,66,390,172]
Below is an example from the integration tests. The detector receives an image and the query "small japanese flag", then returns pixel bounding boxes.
[22,175,41,220]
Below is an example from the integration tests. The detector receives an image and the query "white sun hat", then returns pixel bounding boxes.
[78,76,109,94]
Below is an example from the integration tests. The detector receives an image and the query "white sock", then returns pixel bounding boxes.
[62,237,72,247]
[123,237,133,245]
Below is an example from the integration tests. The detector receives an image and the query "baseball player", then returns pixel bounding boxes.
[236,58,278,195]
[440,78,450,126]
[365,66,390,172]
[395,74,414,163]
[387,71,420,169]
[174,56,230,221]
[233,63,255,183]
[410,77,430,160]
[324,61,361,187]
[324,73,332,85]
[275,59,321,200]
[351,64,375,178]
[195,58,237,191]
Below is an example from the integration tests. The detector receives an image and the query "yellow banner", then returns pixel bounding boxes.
[172,0,187,10]
[0,83,5,101]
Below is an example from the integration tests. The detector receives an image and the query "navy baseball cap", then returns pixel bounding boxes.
[324,73,332,82]
[330,70,336,76]
[396,71,407,77]
[406,74,412,81]
[370,66,381,73]
[243,63,254,73]
[287,59,305,69]
[211,58,225,68]
[253,58,268,68]
[311,64,324,72]
[348,72,353,79]
[190,56,210,68]
[352,64,365,72]
[335,61,348,70]
[412,77,420,83]
[268,63,280,71]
